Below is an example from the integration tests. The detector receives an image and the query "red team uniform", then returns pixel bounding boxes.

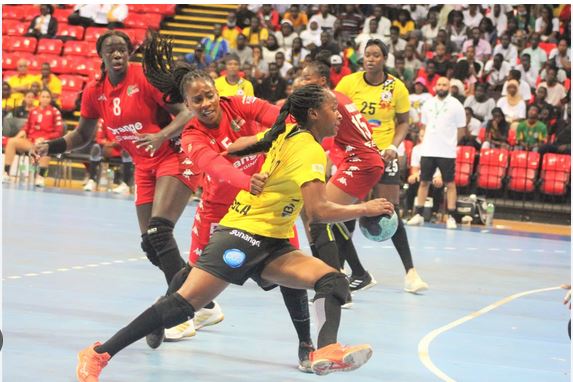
[181,95,301,264]
[23,104,63,143]
[329,91,384,200]
[81,64,198,205]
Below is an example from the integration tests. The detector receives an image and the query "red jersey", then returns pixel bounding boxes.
[181,95,279,210]
[333,91,380,162]
[23,104,63,142]
[81,64,176,170]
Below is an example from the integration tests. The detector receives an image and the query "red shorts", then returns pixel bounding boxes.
[188,201,300,264]
[329,155,384,200]
[133,151,200,206]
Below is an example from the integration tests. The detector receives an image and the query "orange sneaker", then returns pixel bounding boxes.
[76,342,111,382]
[310,342,373,375]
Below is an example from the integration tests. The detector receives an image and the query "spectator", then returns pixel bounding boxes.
[26,4,57,39]
[482,107,510,149]
[538,66,568,108]
[355,19,384,59]
[275,20,298,51]
[262,34,284,64]
[245,45,268,79]
[329,55,351,88]
[235,4,255,29]
[311,31,340,59]
[69,4,127,28]
[521,33,548,73]
[3,89,62,186]
[222,12,242,49]
[492,33,518,66]
[287,37,310,68]
[385,26,408,56]
[274,51,293,79]
[549,38,572,72]
[501,70,532,102]
[464,83,496,122]
[339,5,364,40]
[483,53,511,91]
[37,63,62,104]
[539,103,571,156]
[409,77,432,125]
[417,60,441,96]
[299,20,322,49]
[462,27,492,63]
[254,62,287,103]
[479,16,497,47]
[459,107,483,150]
[454,46,483,94]
[449,78,466,103]
[515,54,539,90]
[536,5,560,42]
[2,82,18,116]
[7,59,37,106]
[432,43,453,77]
[530,86,557,120]
[3,91,36,137]
[447,10,468,51]
[361,5,391,38]
[404,44,423,74]
[241,16,269,47]
[434,28,458,55]
[463,5,484,29]
[392,55,415,86]
[515,104,547,151]
[230,34,253,65]
[488,4,508,36]
[497,79,526,125]
[392,9,415,39]
[283,5,308,33]
[257,4,280,32]
[199,24,230,64]
[407,77,467,229]
[184,44,208,70]
[308,5,337,33]
[214,54,254,97]
[421,11,440,46]
[403,5,428,26]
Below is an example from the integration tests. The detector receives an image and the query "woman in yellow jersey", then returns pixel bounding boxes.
[76,85,394,380]
[335,39,429,294]
[214,53,255,97]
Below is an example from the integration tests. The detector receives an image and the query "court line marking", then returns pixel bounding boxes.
[2,256,148,281]
[418,286,562,382]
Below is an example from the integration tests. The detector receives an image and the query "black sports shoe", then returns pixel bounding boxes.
[146,327,165,349]
[349,271,377,293]
[298,340,315,373]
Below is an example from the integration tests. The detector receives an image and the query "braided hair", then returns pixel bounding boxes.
[95,30,134,85]
[233,84,328,156]
[142,31,214,104]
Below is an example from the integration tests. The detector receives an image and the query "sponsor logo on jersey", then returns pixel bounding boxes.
[348,157,362,162]
[97,94,107,101]
[343,170,354,177]
[281,198,300,217]
[223,249,246,268]
[127,85,140,96]
[183,169,195,178]
[182,158,192,165]
[348,166,360,171]
[338,177,347,185]
[193,248,202,256]
[232,154,259,170]
[345,145,355,152]
[108,122,143,135]
[311,164,325,173]
[229,230,261,247]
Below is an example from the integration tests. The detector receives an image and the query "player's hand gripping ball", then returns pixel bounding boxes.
[359,211,399,242]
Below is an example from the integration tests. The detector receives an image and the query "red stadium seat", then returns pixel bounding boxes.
[37,38,64,56]
[3,36,37,53]
[3,20,27,36]
[455,146,476,187]
[540,154,571,195]
[63,40,98,57]
[60,75,86,92]
[52,7,74,23]
[2,52,34,70]
[477,148,509,190]
[124,28,148,45]
[66,56,100,77]
[57,24,85,40]
[507,150,540,193]
[2,5,33,21]
[60,91,79,112]
[84,27,110,43]
[129,4,176,16]
[124,13,163,29]
[2,71,17,81]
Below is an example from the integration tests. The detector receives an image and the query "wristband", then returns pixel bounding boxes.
[47,137,67,154]
[386,144,398,153]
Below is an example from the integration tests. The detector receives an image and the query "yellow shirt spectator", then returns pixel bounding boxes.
[215,76,254,97]
[241,26,269,46]
[392,20,415,38]
[7,74,38,106]
[222,25,242,49]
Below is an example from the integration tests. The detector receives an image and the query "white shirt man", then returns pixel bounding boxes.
[492,41,518,66]
[308,8,337,32]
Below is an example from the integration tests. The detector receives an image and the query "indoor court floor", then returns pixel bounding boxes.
[2,184,571,381]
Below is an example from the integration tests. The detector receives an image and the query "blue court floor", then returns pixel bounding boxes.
[2,185,571,381]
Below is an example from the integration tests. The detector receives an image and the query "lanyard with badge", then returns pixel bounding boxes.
[428,98,448,131]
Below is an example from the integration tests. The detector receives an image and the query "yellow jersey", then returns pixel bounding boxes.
[335,71,410,150]
[215,76,255,97]
[220,124,326,239]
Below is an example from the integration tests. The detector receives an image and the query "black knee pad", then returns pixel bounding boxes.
[309,223,335,249]
[141,233,161,268]
[314,272,349,305]
[166,263,191,295]
[147,217,177,257]
[153,293,196,329]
